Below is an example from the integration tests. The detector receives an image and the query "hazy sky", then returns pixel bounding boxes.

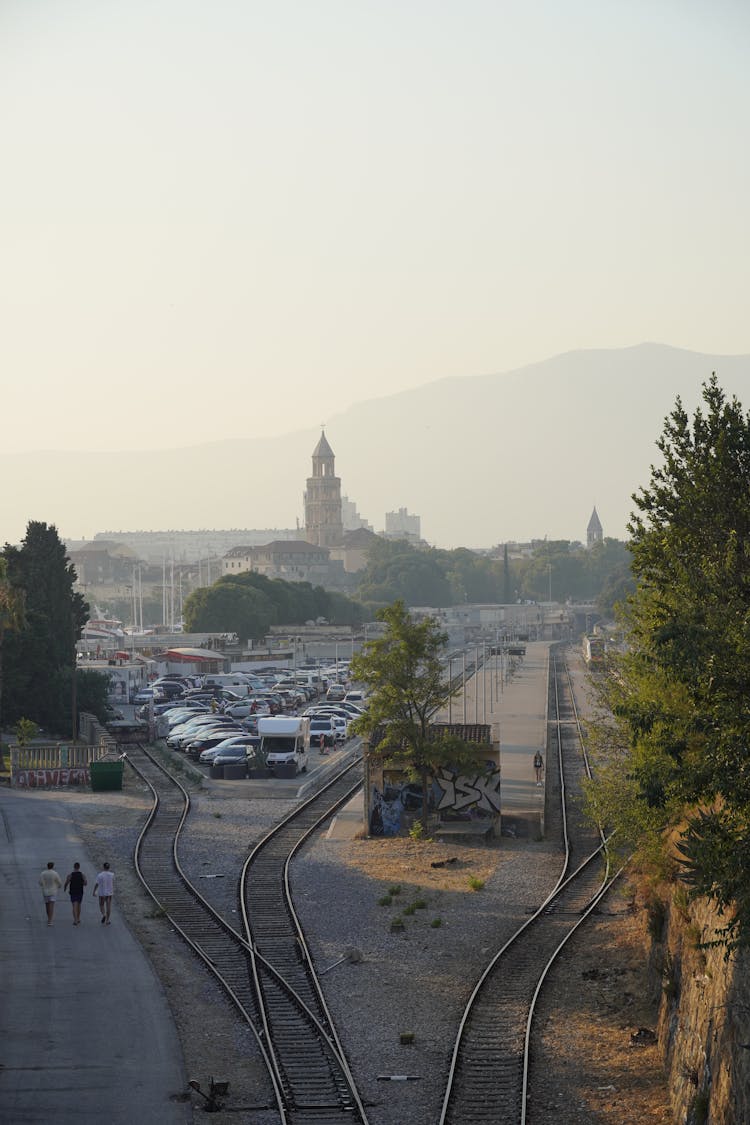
[2,0,749,458]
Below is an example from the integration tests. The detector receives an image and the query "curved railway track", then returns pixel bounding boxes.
[240,759,369,1125]
[439,647,613,1125]
[127,743,369,1125]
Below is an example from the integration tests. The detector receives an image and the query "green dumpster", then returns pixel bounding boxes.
[90,760,124,792]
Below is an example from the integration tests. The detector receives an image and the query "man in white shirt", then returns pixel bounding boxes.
[93,862,115,925]
[39,862,63,926]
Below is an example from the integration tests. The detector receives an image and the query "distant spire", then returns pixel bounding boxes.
[587,506,603,547]
[312,429,334,459]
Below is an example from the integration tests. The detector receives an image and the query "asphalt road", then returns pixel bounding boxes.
[0,788,189,1124]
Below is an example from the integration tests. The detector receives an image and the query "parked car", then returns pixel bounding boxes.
[167,716,237,749]
[336,701,365,718]
[198,734,259,764]
[309,717,336,749]
[211,738,262,767]
[133,687,156,704]
[185,729,246,759]
[225,699,269,720]
[326,684,346,702]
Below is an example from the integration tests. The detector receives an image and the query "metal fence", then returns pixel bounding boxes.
[9,713,117,788]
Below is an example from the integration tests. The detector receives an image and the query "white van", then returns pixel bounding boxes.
[257,717,310,777]
[204,674,254,698]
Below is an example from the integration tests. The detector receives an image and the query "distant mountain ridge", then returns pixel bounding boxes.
[4,343,750,549]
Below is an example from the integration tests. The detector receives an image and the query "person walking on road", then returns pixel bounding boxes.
[533,751,544,786]
[93,862,115,925]
[64,862,87,926]
[39,861,63,926]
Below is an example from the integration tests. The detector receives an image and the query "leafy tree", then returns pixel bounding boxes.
[591,375,750,950]
[183,571,365,639]
[0,557,25,732]
[2,522,88,734]
[183,579,275,642]
[72,668,113,724]
[350,600,487,821]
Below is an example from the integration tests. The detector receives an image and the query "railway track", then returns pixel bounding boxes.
[438,647,613,1125]
[127,742,369,1125]
[240,759,369,1124]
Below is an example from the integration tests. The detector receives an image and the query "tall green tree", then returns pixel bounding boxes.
[350,600,486,820]
[591,375,750,949]
[0,557,26,732]
[2,522,88,734]
[183,579,275,642]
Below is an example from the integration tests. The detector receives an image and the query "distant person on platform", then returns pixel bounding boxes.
[39,862,63,926]
[64,862,87,926]
[93,862,115,925]
[534,751,544,786]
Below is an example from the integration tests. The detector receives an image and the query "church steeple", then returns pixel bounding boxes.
[587,506,603,548]
[304,431,343,547]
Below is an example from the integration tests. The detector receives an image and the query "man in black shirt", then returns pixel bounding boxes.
[64,862,87,926]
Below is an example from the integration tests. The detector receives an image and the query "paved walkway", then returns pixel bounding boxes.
[327,641,551,841]
[0,789,189,1124]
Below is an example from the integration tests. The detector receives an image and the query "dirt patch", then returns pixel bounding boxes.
[530,886,672,1124]
[337,834,503,893]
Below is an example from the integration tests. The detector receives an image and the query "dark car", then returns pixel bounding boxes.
[185,728,245,759]
[211,738,262,767]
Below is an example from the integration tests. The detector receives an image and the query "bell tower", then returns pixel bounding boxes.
[304,430,343,547]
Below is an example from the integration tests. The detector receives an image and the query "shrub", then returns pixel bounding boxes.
[430,917,442,928]
[468,876,485,892]
[389,884,402,896]
[378,894,393,907]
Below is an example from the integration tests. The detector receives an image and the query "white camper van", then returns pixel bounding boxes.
[257,716,310,777]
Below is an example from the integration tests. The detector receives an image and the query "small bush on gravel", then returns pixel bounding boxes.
[414,898,427,909]
[430,917,442,928]
[468,876,485,891]
[390,916,405,932]
[378,894,393,906]
[389,884,402,896]
[403,904,416,916]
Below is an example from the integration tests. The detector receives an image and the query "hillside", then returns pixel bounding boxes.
[4,343,750,548]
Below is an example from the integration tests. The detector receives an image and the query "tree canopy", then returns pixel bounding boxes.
[350,600,486,818]
[588,375,750,950]
[2,522,88,734]
[355,534,631,611]
[183,571,364,640]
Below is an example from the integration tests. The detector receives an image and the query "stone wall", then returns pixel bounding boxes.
[649,887,750,1123]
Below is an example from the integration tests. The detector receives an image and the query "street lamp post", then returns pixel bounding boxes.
[462,652,467,724]
[474,647,479,724]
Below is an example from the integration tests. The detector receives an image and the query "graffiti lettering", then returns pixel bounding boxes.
[13,768,90,788]
[435,768,501,814]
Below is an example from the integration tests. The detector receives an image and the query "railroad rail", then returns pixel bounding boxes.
[128,742,369,1124]
[240,758,370,1124]
[438,647,612,1125]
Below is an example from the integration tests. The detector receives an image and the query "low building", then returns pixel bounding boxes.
[223,540,345,585]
